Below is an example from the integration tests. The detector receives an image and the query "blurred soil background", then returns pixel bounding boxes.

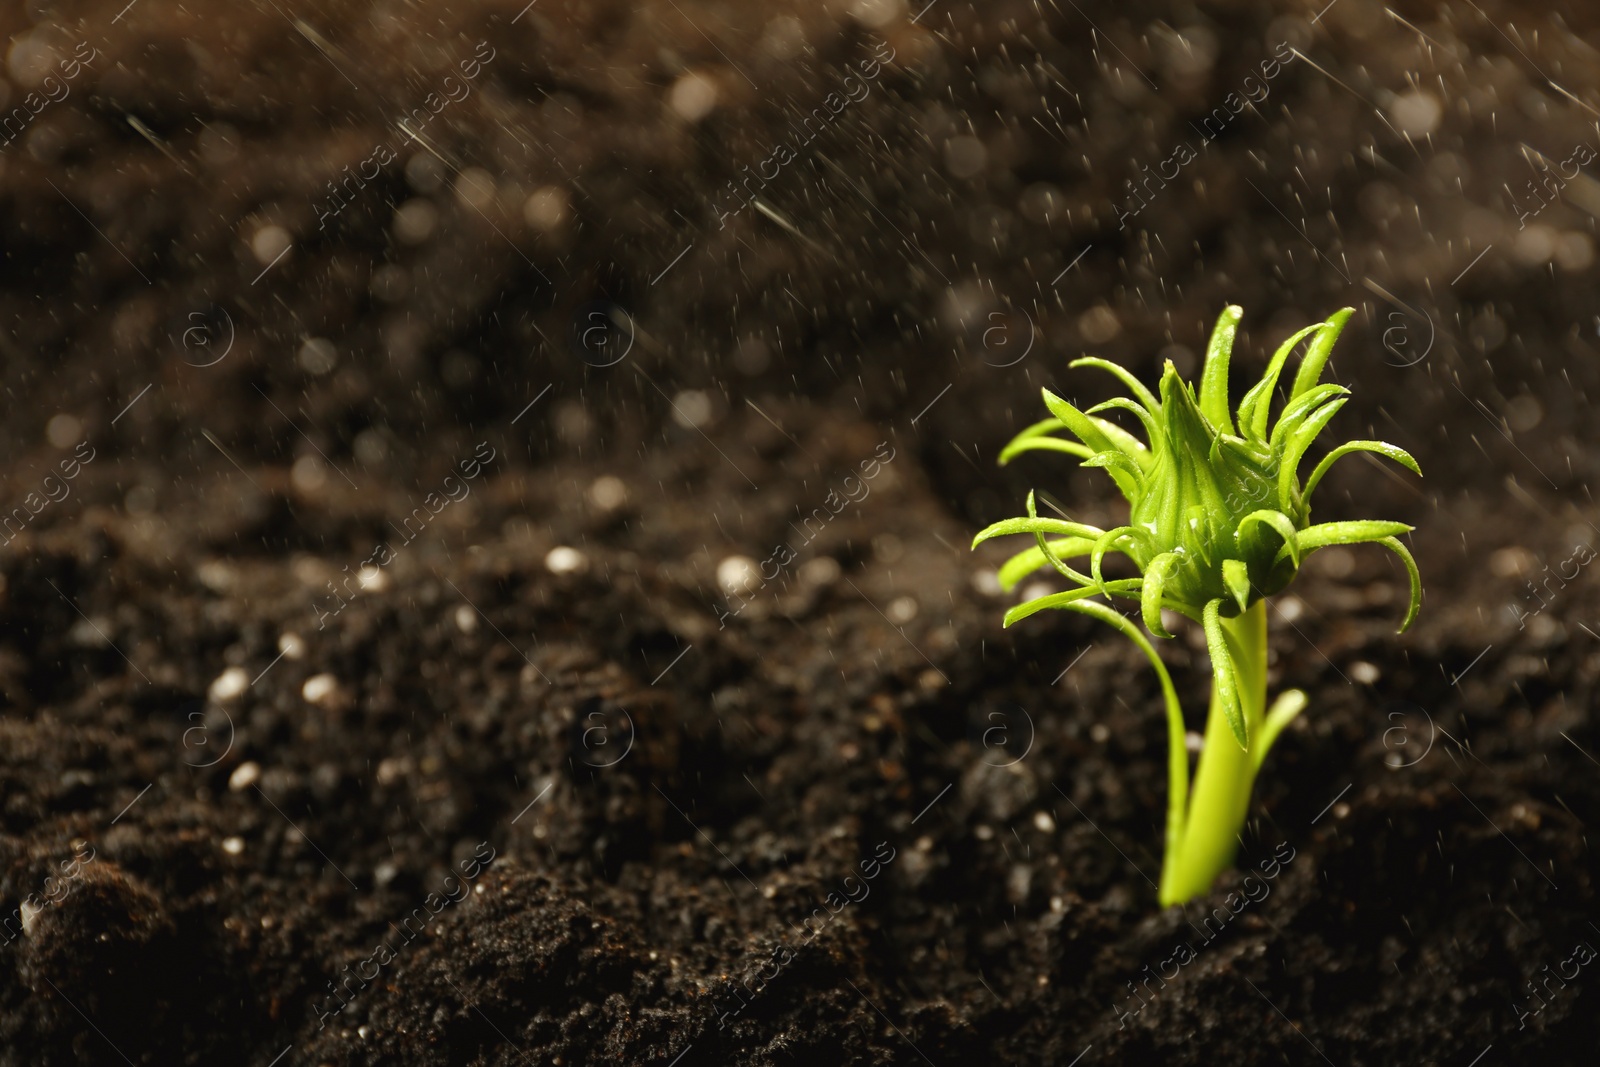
[1,0,1599,1063]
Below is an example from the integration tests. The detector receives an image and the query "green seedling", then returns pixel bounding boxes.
[974,306,1421,906]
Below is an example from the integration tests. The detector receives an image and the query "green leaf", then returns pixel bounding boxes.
[1237,509,1301,566]
[1251,689,1309,772]
[1081,449,1146,491]
[1294,519,1414,552]
[1280,524,1423,631]
[1086,397,1164,452]
[973,513,1106,549]
[1269,384,1349,456]
[1090,525,1143,592]
[1302,440,1421,500]
[1277,397,1349,507]
[1377,535,1423,632]
[1140,552,1180,639]
[1003,579,1143,627]
[1042,389,1142,498]
[1288,307,1354,402]
[997,436,1097,465]
[1045,598,1191,897]
[998,418,1093,466]
[1203,597,1248,749]
[1222,558,1252,614]
[1199,305,1243,434]
[1070,356,1161,413]
[1239,323,1321,441]
[996,538,1096,590]
[1027,490,1095,586]
[1040,389,1114,452]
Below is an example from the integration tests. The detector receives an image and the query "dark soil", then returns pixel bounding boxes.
[2,0,1599,1063]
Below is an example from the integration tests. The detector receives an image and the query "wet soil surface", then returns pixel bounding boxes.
[3,0,1600,1064]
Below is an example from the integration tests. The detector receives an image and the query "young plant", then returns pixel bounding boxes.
[973,306,1422,906]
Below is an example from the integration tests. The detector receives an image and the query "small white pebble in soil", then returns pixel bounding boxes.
[209,666,249,702]
[1090,723,1111,743]
[221,836,245,855]
[586,475,627,511]
[971,569,1003,597]
[1350,661,1381,685]
[357,564,387,592]
[250,224,292,265]
[799,556,840,586]
[454,605,478,634]
[197,560,236,593]
[887,596,918,624]
[1019,580,1053,604]
[228,761,261,792]
[668,71,718,122]
[1185,730,1204,754]
[717,555,759,596]
[1078,304,1121,344]
[523,185,569,231]
[376,758,409,786]
[671,389,714,429]
[46,413,82,448]
[850,0,905,28]
[545,546,587,575]
[1033,810,1056,834]
[1388,89,1442,137]
[974,824,994,840]
[297,337,338,376]
[278,632,305,660]
[290,454,327,492]
[453,167,498,212]
[302,673,339,705]
[1489,546,1534,579]
[1333,802,1351,820]
[1276,595,1305,622]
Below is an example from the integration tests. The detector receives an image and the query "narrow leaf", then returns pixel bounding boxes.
[1087,397,1164,451]
[1377,535,1423,632]
[1289,307,1354,401]
[1204,598,1248,749]
[973,514,1105,549]
[1222,558,1252,614]
[1040,388,1113,452]
[1269,384,1349,455]
[1028,490,1094,586]
[1302,440,1422,500]
[1237,509,1300,566]
[1003,579,1143,627]
[1252,689,1309,772]
[1050,598,1191,899]
[1199,305,1243,434]
[1294,519,1414,552]
[1140,552,1179,639]
[1043,389,1142,497]
[996,538,1096,590]
[998,436,1096,465]
[1239,323,1321,440]
[1070,356,1161,413]
[1081,449,1146,491]
[1090,525,1142,592]
[1277,397,1349,507]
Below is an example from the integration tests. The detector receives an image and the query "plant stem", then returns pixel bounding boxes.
[1160,599,1268,905]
